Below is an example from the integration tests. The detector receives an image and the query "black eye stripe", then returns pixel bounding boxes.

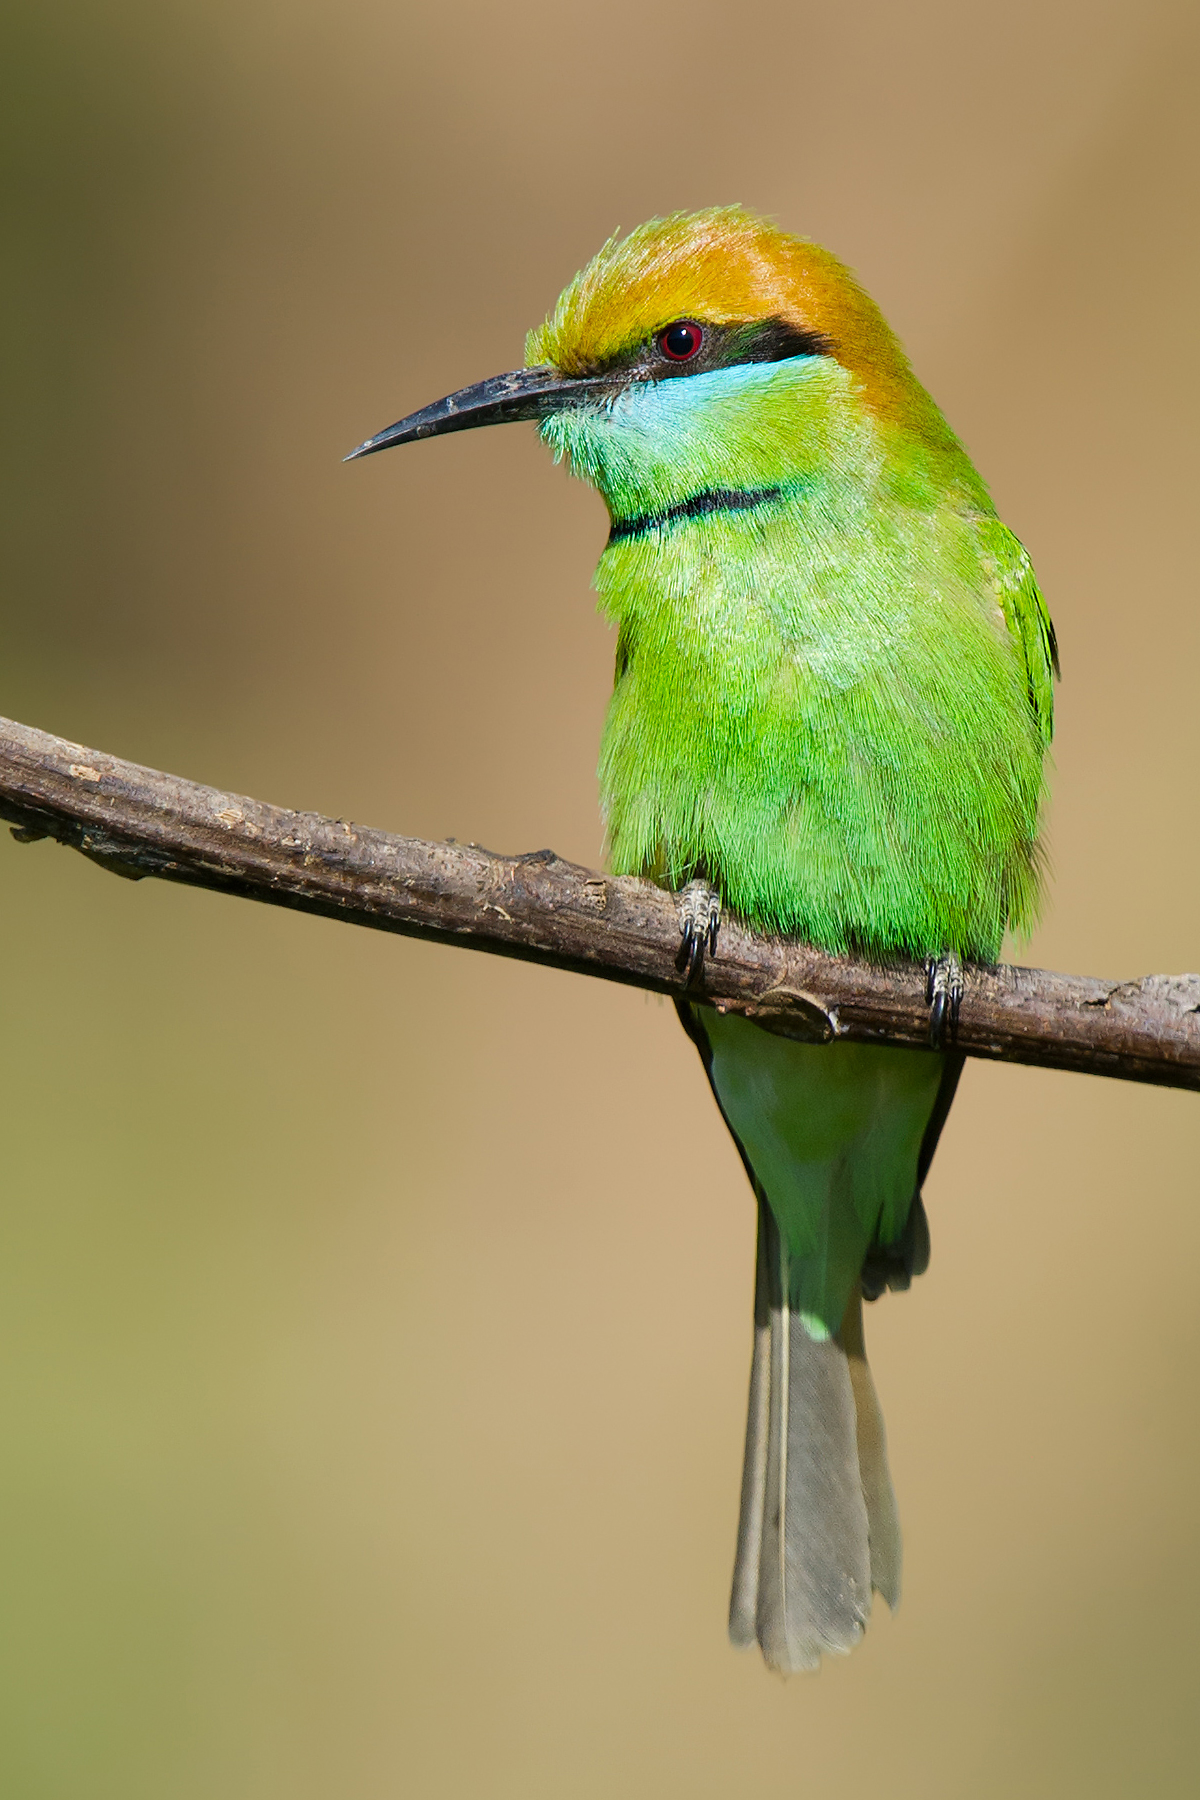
[725,318,832,364]
[585,316,832,382]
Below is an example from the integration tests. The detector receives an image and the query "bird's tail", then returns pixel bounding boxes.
[729,1193,901,1674]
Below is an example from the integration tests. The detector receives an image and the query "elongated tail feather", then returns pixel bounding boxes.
[729,1199,770,1648]
[675,1002,957,1671]
[732,1195,886,1672]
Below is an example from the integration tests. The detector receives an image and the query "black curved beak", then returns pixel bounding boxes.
[344,364,611,461]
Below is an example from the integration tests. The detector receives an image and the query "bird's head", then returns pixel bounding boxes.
[348,208,974,523]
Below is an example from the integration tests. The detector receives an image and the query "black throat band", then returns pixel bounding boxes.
[607,484,792,546]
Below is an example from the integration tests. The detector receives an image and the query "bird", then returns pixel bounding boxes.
[347,207,1056,1674]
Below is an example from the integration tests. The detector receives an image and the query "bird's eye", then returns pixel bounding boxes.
[657,321,704,362]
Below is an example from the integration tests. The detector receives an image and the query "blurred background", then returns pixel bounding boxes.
[1,1,1198,1794]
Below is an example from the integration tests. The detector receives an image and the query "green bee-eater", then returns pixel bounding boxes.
[349,208,1056,1674]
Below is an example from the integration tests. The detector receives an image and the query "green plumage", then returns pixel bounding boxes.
[702,1016,945,1335]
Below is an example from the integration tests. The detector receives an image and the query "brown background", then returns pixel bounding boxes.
[2,2,1198,1794]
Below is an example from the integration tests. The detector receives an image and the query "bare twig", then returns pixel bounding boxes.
[0,715,1196,1091]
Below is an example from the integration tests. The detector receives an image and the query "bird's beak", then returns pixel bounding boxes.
[344,364,611,461]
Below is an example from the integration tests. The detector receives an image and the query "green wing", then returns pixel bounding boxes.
[982,519,1058,746]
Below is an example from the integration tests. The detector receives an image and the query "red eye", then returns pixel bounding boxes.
[658,321,704,361]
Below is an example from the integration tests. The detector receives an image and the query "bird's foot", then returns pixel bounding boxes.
[924,952,963,1050]
[676,880,721,982]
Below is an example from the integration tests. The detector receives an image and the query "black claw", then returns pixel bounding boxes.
[675,927,700,979]
[929,988,949,1050]
[681,926,710,984]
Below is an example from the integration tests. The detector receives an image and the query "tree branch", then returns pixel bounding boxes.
[0,714,1196,1091]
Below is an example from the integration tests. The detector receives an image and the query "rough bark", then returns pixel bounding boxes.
[0,715,1196,1091]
